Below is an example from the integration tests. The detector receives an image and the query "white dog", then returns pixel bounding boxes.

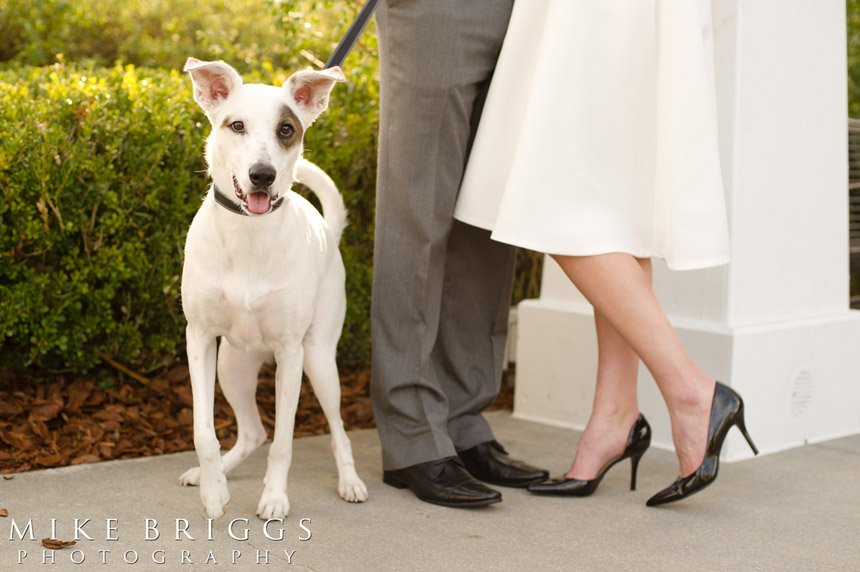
[178,57,368,520]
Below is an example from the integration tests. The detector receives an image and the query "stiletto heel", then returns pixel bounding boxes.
[630,451,644,491]
[646,381,756,507]
[528,414,651,497]
[735,408,759,455]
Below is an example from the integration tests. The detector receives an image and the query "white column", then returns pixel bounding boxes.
[514,0,860,461]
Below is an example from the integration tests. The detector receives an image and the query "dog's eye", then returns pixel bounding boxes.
[279,123,294,138]
[229,121,245,134]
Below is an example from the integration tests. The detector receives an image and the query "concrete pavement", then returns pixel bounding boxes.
[2,411,859,570]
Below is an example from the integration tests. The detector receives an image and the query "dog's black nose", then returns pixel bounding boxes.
[248,163,277,188]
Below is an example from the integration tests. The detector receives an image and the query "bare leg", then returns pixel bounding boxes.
[551,253,714,477]
[566,258,650,479]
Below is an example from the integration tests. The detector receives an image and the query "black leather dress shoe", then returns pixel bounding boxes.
[383,457,502,508]
[457,440,549,488]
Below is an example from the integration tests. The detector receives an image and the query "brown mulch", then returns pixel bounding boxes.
[0,362,514,474]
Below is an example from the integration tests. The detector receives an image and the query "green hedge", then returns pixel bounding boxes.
[850,0,860,117]
[0,1,380,374]
[0,0,541,377]
[0,60,377,373]
[0,0,358,72]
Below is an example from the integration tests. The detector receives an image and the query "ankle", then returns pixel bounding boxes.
[567,411,639,479]
[669,377,714,415]
[589,401,639,427]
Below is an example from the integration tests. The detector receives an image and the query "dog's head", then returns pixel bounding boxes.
[184,57,345,216]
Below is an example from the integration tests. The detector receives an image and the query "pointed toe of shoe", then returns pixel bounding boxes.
[645,480,682,507]
[646,475,717,507]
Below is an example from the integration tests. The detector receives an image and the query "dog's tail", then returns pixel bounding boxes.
[295,158,347,243]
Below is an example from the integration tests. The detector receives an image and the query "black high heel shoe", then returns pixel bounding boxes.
[646,381,758,507]
[527,414,651,497]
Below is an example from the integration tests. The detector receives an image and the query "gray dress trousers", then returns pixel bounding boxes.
[371,0,517,471]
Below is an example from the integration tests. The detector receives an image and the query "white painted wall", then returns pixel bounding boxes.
[514,0,860,461]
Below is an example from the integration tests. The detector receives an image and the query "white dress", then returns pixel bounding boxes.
[454,0,730,270]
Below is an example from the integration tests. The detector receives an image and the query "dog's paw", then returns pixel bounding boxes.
[179,467,201,487]
[338,476,369,503]
[199,472,230,519]
[257,490,290,520]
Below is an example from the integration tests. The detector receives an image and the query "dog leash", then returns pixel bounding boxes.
[325,0,379,69]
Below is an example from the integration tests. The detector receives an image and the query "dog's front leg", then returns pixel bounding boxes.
[257,341,304,520]
[186,325,230,519]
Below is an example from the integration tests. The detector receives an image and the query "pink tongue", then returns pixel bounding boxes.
[246,192,271,214]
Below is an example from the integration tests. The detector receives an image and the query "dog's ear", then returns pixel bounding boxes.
[285,67,346,124]
[183,57,243,115]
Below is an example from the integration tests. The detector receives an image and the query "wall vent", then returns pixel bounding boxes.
[790,368,814,417]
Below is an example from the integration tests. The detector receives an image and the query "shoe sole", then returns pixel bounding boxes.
[527,487,596,497]
[415,496,502,508]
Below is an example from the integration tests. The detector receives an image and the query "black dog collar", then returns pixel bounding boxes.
[213,186,285,216]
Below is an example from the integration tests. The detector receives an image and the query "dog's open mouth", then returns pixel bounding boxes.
[233,176,278,215]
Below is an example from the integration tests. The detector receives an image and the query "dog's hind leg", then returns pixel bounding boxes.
[303,339,368,503]
[301,254,367,503]
[180,340,268,487]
